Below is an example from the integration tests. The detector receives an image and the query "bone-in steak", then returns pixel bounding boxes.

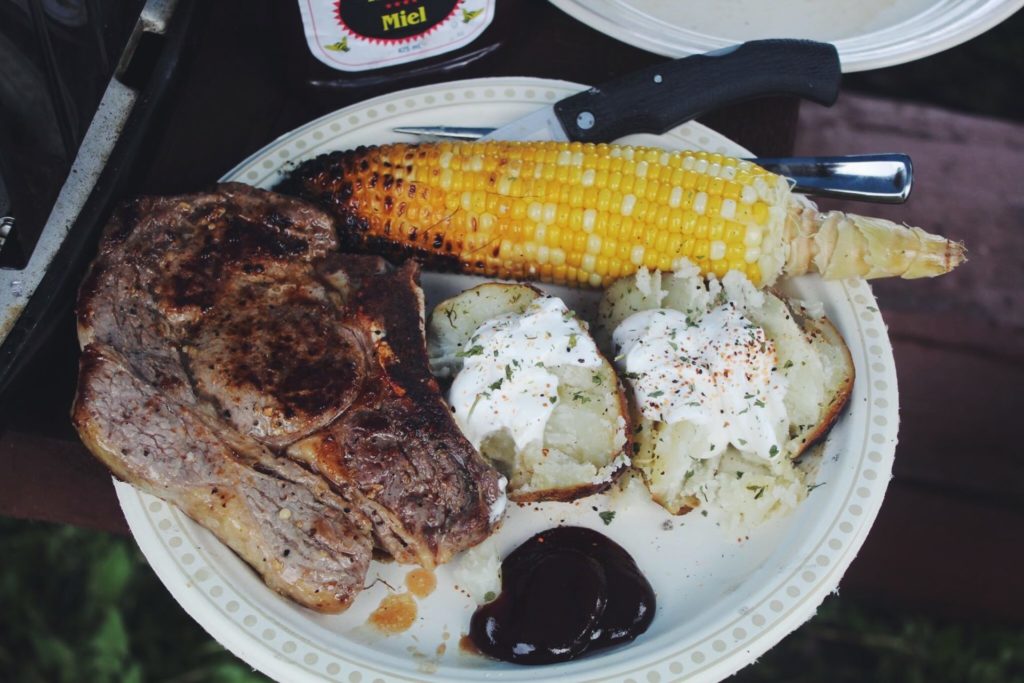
[72,183,505,611]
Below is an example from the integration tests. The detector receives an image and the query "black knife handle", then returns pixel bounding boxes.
[553,40,841,144]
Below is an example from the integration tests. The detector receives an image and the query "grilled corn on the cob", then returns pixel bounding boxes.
[278,141,965,287]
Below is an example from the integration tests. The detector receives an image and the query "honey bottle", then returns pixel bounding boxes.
[278,0,520,105]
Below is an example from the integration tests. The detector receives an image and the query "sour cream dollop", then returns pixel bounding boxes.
[450,296,603,451]
[612,303,788,460]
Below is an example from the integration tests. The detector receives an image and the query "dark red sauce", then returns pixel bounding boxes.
[468,526,655,665]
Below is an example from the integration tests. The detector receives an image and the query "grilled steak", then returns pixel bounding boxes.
[72,183,505,611]
[75,344,374,611]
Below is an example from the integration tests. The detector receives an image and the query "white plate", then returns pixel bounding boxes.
[548,0,1024,72]
[114,77,899,682]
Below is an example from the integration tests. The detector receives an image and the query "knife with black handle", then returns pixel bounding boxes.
[471,39,841,143]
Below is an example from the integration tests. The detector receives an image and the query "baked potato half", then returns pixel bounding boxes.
[428,283,630,502]
[596,268,854,523]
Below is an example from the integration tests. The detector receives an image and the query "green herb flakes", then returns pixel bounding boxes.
[456,344,484,358]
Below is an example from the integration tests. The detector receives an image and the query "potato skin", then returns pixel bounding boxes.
[788,312,855,458]
[427,283,633,503]
[595,270,856,520]
[509,472,620,504]
[506,380,633,504]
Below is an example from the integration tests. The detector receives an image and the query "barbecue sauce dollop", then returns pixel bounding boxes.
[469,526,655,664]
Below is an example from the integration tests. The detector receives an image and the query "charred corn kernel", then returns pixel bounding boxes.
[298,141,966,287]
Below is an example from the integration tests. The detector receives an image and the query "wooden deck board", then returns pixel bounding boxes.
[796,94,1024,619]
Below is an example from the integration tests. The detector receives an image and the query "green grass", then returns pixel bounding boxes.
[0,519,267,683]
[1,518,1021,682]
[733,600,1024,683]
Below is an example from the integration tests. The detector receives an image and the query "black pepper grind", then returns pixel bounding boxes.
[469,526,656,664]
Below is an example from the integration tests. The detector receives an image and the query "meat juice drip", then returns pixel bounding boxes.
[368,593,417,634]
[405,567,437,598]
[469,527,656,665]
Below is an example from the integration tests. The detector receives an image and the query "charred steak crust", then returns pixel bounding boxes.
[292,257,505,567]
[72,183,503,611]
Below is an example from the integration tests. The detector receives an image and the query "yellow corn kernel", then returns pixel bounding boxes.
[327,140,787,286]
